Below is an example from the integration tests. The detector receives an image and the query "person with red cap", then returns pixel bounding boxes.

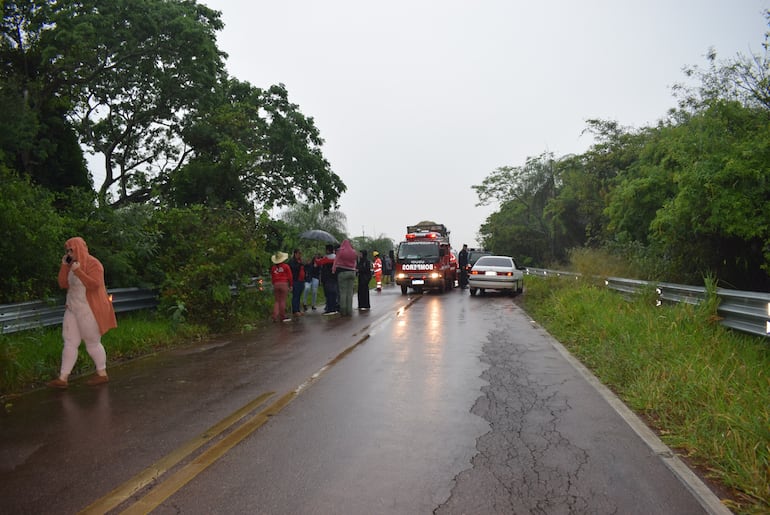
[270,251,292,323]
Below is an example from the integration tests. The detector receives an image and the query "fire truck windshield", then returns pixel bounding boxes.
[397,242,439,260]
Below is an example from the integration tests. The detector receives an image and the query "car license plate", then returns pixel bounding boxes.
[412,279,425,285]
[485,271,497,276]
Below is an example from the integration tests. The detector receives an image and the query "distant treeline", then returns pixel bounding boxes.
[473,14,770,292]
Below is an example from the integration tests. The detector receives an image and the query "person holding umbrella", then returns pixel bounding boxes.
[316,244,338,315]
[299,229,339,245]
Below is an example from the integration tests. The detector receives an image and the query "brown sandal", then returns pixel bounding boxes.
[46,378,68,389]
[86,374,109,386]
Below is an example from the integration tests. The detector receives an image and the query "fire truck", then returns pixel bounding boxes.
[395,222,458,295]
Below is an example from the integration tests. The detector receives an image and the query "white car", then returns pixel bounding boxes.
[468,255,524,296]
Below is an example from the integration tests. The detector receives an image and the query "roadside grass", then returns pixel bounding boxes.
[520,275,770,515]
[0,312,209,397]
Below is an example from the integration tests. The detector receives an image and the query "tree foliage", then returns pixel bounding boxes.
[169,80,346,213]
[473,153,562,264]
[2,1,345,215]
[279,202,348,240]
[0,1,91,190]
[62,0,226,206]
[474,12,770,290]
[0,1,349,327]
[0,165,66,302]
[154,205,265,330]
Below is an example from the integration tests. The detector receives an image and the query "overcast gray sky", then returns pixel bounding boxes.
[203,0,768,248]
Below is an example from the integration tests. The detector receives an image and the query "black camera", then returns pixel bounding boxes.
[66,256,72,264]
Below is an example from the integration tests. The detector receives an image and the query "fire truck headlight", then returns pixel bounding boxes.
[396,273,405,279]
[429,272,440,279]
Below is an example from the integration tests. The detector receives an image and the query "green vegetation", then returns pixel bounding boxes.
[0,311,209,397]
[473,13,770,292]
[1,4,767,507]
[520,274,770,515]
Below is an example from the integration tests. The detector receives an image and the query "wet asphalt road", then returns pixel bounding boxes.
[0,284,729,514]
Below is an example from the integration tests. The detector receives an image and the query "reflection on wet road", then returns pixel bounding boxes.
[0,286,725,514]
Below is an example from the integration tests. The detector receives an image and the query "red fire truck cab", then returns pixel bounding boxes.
[395,222,458,295]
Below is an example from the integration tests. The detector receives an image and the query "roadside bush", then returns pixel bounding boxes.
[568,246,641,282]
[0,167,67,302]
[154,206,266,330]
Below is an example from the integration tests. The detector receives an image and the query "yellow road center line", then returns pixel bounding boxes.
[120,391,296,515]
[96,312,400,514]
[79,391,274,515]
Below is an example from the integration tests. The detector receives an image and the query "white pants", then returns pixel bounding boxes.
[60,305,107,377]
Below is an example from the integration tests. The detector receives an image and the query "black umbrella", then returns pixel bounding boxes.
[299,229,339,244]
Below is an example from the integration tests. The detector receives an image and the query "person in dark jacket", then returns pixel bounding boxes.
[316,244,338,314]
[288,249,305,316]
[458,244,469,289]
[302,255,320,311]
[357,250,373,310]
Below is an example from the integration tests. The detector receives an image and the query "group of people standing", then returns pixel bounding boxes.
[270,239,388,322]
[44,235,394,387]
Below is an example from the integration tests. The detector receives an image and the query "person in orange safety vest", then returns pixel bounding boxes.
[372,251,383,292]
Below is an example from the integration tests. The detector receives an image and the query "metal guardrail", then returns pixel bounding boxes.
[533,272,770,339]
[4,273,768,338]
[525,267,581,279]
[0,288,158,335]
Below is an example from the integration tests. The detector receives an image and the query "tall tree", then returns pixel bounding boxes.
[648,101,770,288]
[473,153,562,263]
[1,0,226,205]
[0,1,90,190]
[170,80,346,213]
[675,11,770,112]
[70,0,226,206]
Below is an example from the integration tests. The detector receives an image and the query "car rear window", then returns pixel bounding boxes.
[475,256,513,267]
[468,250,491,262]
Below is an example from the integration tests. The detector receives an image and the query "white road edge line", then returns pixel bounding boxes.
[531,320,733,515]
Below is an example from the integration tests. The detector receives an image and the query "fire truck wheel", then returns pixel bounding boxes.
[401,285,408,295]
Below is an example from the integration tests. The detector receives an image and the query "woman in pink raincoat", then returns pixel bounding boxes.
[47,237,117,388]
